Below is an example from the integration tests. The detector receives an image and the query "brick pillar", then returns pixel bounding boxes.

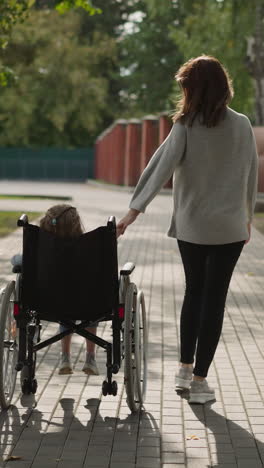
[140,115,159,171]
[124,119,142,186]
[108,126,115,184]
[112,119,127,185]
[95,128,109,181]
[159,114,173,188]
[159,114,172,145]
[253,127,264,193]
[258,156,264,193]
[94,139,100,180]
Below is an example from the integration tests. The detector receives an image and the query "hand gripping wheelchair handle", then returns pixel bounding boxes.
[17,213,29,227]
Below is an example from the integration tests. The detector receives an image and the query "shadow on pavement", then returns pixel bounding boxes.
[0,397,160,467]
[190,403,264,468]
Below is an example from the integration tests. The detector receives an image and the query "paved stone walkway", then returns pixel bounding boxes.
[0,180,263,468]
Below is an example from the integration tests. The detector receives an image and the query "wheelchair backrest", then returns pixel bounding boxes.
[21,222,119,322]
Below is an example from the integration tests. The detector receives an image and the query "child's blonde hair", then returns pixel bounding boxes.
[40,204,83,238]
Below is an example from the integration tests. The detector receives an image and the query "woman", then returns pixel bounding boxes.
[117,55,258,404]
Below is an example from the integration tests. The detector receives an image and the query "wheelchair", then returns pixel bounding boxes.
[0,214,147,413]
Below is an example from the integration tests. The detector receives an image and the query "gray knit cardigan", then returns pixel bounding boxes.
[129,107,259,245]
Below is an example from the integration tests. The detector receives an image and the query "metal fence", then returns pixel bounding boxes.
[0,148,94,181]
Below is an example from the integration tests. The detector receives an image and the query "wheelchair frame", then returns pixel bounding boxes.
[0,214,147,413]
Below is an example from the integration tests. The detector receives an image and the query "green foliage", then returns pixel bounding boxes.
[55,0,101,15]
[0,0,30,49]
[76,0,144,123]
[0,10,116,147]
[169,0,255,118]
[119,0,183,116]
[0,0,99,86]
[0,0,259,147]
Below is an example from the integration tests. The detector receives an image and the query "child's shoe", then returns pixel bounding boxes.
[58,352,73,375]
[82,353,99,375]
[189,379,215,404]
[175,366,193,390]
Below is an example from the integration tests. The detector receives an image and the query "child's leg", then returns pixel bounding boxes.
[59,324,73,374]
[83,325,99,375]
[85,327,96,355]
[61,334,72,354]
[59,323,73,354]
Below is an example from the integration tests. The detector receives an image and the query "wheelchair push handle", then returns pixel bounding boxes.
[17,213,29,227]
[107,216,116,232]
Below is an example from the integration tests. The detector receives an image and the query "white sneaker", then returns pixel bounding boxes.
[175,366,193,390]
[82,353,99,375]
[189,379,215,404]
[58,353,73,375]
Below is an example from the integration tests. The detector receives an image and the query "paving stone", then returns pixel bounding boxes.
[162,452,185,463]
[138,437,160,447]
[162,465,186,468]
[110,464,135,468]
[82,455,110,467]
[234,446,262,458]
[211,452,237,464]
[161,425,183,434]
[237,460,263,468]
[186,459,211,468]
[209,443,234,453]
[162,442,184,452]
[136,457,161,468]
[137,446,160,457]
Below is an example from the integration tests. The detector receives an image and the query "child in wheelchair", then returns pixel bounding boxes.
[12,204,99,376]
[1,209,147,412]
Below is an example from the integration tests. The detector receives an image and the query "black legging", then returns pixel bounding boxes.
[177,239,245,378]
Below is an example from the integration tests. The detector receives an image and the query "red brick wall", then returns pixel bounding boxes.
[95,119,264,194]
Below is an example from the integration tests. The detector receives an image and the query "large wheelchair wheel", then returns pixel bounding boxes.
[135,290,147,404]
[124,283,147,412]
[0,281,18,409]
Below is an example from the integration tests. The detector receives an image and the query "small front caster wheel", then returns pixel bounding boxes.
[102,380,108,396]
[21,379,31,395]
[31,379,38,394]
[111,381,118,396]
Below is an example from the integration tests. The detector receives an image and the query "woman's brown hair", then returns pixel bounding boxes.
[173,55,234,127]
[40,204,83,238]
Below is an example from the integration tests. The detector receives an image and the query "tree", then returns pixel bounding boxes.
[0,0,100,85]
[0,0,98,47]
[119,0,183,116]
[76,0,145,123]
[246,0,264,124]
[0,1,148,147]
[0,10,116,147]
[169,0,255,119]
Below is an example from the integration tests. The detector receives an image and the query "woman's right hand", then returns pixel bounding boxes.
[117,209,140,238]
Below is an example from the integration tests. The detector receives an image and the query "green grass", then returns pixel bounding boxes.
[0,194,72,201]
[0,211,42,237]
